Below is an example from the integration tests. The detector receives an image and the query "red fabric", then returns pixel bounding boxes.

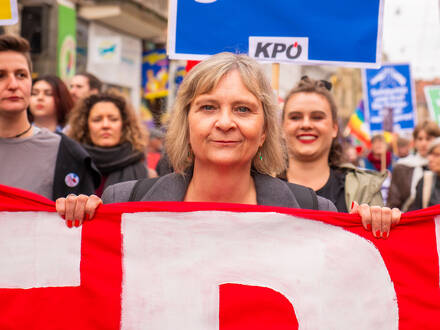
[220,284,298,329]
[367,150,392,171]
[1,184,440,329]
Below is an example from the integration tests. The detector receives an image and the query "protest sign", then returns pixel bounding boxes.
[0,0,18,25]
[168,0,384,68]
[425,85,440,124]
[57,1,76,80]
[1,184,440,329]
[363,63,416,134]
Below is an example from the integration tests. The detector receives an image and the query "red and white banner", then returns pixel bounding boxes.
[1,184,440,330]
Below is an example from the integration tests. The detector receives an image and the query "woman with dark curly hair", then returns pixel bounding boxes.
[281,77,395,232]
[29,75,73,132]
[67,92,154,196]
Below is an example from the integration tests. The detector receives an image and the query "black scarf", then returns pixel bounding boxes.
[83,142,147,189]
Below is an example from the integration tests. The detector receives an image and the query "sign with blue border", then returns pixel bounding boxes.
[167,0,384,68]
[363,63,416,134]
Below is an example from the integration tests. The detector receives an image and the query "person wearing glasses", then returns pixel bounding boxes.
[280,76,400,238]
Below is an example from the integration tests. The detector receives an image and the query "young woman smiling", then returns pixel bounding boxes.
[281,76,400,238]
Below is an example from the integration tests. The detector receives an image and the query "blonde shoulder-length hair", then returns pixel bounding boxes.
[166,52,285,175]
[67,92,147,152]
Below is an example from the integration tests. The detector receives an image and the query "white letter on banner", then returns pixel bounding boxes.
[121,211,398,330]
[0,212,81,289]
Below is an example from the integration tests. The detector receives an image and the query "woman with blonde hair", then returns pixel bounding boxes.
[56,53,397,235]
[67,92,153,196]
[56,52,337,227]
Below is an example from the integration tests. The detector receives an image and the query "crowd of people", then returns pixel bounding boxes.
[5,33,440,236]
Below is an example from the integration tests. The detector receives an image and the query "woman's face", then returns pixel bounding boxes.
[414,129,435,158]
[87,101,123,147]
[282,92,337,162]
[30,80,56,119]
[428,145,440,174]
[187,70,266,170]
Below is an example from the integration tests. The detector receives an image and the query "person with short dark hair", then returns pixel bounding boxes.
[29,75,73,132]
[0,34,100,201]
[69,72,102,104]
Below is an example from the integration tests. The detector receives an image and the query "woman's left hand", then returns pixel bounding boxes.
[350,201,401,239]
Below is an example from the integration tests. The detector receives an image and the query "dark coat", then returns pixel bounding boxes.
[52,133,101,200]
[101,172,336,211]
[387,164,414,209]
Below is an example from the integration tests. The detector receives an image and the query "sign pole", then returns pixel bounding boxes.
[381,149,386,173]
[271,63,280,97]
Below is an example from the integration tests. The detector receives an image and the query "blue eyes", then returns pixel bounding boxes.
[200,105,250,113]
[236,106,250,113]
[201,105,215,111]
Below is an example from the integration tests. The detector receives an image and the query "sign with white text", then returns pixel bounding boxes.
[168,0,384,67]
[363,63,416,134]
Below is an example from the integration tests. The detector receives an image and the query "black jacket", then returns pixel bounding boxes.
[52,133,101,200]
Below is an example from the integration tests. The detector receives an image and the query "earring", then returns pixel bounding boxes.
[259,151,263,161]
[187,145,194,159]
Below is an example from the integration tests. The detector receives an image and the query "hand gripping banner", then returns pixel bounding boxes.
[0,184,440,329]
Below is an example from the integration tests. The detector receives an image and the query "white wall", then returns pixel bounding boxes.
[383,0,440,80]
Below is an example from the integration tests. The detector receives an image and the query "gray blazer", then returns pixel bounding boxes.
[102,172,336,211]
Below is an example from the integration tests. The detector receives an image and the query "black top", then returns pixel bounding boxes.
[316,167,348,213]
[278,167,348,212]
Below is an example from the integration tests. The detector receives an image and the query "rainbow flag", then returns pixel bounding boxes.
[344,100,371,148]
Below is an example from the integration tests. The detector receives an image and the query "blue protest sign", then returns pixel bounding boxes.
[363,64,416,134]
[167,0,384,67]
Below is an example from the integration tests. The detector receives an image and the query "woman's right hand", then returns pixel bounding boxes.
[56,194,102,228]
